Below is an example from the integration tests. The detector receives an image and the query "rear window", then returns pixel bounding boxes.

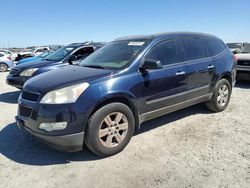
[204,38,226,56]
[179,38,206,61]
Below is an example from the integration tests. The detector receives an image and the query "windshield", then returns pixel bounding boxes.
[79,40,148,69]
[37,51,51,58]
[239,44,250,53]
[45,46,75,61]
[227,43,242,49]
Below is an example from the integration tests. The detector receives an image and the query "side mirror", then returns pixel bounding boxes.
[68,55,78,64]
[140,59,163,71]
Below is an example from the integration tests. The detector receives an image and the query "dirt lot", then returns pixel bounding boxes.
[0,72,249,188]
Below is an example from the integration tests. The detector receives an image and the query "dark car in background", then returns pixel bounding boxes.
[16,32,236,156]
[6,42,104,89]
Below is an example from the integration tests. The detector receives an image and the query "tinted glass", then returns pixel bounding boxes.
[204,38,226,56]
[37,51,51,58]
[227,43,242,49]
[79,40,147,70]
[180,38,206,61]
[0,53,4,57]
[145,40,181,66]
[239,44,250,53]
[45,46,76,61]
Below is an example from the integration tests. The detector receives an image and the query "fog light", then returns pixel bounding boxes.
[39,122,67,132]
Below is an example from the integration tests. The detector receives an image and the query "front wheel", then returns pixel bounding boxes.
[0,63,8,72]
[85,102,135,157]
[206,79,232,112]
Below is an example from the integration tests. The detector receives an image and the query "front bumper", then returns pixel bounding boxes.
[16,92,89,152]
[6,75,29,89]
[236,65,250,72]
[16,116,84,152]
[236,66,250,80]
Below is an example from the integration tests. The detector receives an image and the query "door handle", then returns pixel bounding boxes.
[207,65,215,69]
[176,71,186,76]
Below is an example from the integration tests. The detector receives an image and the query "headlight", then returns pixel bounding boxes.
[19,68,38,76]
[40,82,89,104]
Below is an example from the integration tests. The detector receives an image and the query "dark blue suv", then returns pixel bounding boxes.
[16,32,237,156]
[6,42,104,89]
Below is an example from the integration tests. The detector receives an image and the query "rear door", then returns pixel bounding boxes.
[137,39,187,120]
[178,38,215,100]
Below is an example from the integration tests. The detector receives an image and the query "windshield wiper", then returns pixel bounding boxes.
[83,65,105,69]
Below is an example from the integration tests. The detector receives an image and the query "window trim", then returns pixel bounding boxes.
[139,36,228,71]
[141,38,185,69]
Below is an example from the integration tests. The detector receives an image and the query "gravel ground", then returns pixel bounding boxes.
[0,72,249,188]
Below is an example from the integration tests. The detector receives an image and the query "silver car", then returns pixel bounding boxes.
[0,52,14,72]
[235,44,250,80]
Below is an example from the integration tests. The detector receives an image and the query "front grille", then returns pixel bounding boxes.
[19,105,33,117]
[22,91,40,102]
[9,68,20,75]
[238,60,250,66]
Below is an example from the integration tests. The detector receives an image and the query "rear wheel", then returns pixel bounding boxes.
[206,79,232,112]
[0,63,8,72]
[85,102,135,157]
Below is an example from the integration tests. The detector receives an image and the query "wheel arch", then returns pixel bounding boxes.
[86,93,140,132]
[217,72,232,87]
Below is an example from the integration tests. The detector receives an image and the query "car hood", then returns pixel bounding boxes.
[24,65,114,94]
[235,53,250,60]
[17,57,41,64]
[15,59,59,69]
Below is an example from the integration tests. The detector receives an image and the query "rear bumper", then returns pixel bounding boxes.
[16,116,84,152]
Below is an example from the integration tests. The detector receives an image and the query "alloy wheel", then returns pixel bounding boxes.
[217,84,229,107]
[0,64,7,72]
[98,112,128,148]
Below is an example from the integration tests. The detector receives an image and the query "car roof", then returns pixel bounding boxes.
[115,32,218,41]
[67,42,105,48]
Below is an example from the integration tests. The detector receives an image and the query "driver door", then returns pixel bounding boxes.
[137,39,187,121]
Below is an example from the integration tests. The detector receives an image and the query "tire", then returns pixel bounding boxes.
[85,102,135,157]
[0,63,8,72]
[206,79,232,112]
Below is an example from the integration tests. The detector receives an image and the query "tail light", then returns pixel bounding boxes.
[233,54,238,62]
[7,56,11,60]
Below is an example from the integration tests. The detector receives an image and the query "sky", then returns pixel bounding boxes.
[0,0,249,48]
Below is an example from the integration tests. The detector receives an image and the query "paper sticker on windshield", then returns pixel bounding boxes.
[128,42,145,46]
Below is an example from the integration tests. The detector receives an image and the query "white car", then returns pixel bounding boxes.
[235,44,250,80]
[226,43,246,54]
[33,47,50,56]
[0,49,17,61]
[0,52,15,72]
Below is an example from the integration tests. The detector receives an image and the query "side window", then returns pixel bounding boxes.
[0,53,4,57]
[204,38,226,56]
[145,39,181,66]
[179,38,206,61]
[72,47,94,60]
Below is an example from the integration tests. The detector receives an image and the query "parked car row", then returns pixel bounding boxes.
[6,42,104,89]
[8,32,237,157]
